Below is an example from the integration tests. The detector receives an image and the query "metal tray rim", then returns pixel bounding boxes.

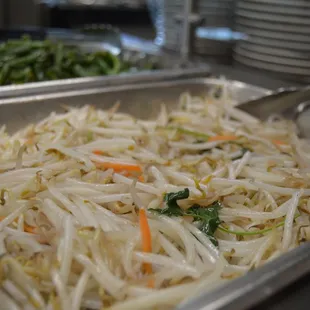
[0,77,270,106]
[179,241,310,310]
[0,66,211,99]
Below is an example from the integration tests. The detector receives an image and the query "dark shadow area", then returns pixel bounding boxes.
[251,273,310,310]
[49,6,151,29]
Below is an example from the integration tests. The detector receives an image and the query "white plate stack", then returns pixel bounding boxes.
[234,0,310,82]
[163,0,235,54]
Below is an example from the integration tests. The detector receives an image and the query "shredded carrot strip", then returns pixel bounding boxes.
[93,150,105,156]
[0,216,36,233]
[24,224,36,234]
[120,171,130,177]
[93,152,145,181]
[139,208,152,274]
[138,175,145,182]
[208,135,238,142]
[272,140,288,146]
[96,162,142,173]
[122,172,144,182]
[147,278,155,288]
[109,168,144,182]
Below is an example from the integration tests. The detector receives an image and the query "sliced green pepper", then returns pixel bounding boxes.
[0,64,10,85]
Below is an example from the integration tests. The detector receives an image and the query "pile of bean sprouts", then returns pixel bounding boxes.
[0,87,309,310]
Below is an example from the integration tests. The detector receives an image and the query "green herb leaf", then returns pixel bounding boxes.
[232,148,250,160]
[150,188,222,246]
[218,213,300,236]
[151,188,189,216]
[185,201,222,246]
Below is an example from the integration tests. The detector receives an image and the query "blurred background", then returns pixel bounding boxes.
[0,0,309,86]
[0,1,153,39]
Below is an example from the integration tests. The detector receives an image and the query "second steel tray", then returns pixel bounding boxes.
[0,27,211,98]
[0,78,268,132]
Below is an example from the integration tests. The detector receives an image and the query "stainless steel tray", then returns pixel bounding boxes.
[0,29,211,98]
[0,66,211,99]
[0,77,309,310]
[0,78,268,133]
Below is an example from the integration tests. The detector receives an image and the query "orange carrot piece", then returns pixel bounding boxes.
[208,135,238,142]
[24,224,36,234]
[139,208,152,274]
[147,278,155,288]
[107,168,144,182]
[143,262,153,275]
[96,162,142,173]
[138,175,145,182]
[120,173,144,182]
[0,216,36,234]
[120,172,144,182]
[93,150,105,156]
[272,140,288,146]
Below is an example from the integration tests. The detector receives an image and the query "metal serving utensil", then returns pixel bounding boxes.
[237,86,310,138]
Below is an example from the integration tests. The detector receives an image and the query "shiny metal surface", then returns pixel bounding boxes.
[0,77,268,132]
[59,0,145,8]
[179,242,310,310]
[237,86,301,118]
[163,0,235,52]
[176,0,203,66]
[2,77,309,310]
[238,85,310,138]
[0,66,210,99]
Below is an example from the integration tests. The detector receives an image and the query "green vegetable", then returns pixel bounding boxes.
[218,214,300,236]
[105,53,121,74]
[55,43,64,71]
[10,67,34,83]
[167,126,209,141]
[161,188,190,216]
[186,202,222,246]
[33,64,45,81]
[0,64,10,85]
[150,188,222,246]
[0,36,155,85]
[9,44,33,56]
[73,64,100,77]
[8,50,43,68]
[96,58,110,74]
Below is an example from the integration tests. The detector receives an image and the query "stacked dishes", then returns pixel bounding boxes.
[234,0,310,82]
[163,0,235,55]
